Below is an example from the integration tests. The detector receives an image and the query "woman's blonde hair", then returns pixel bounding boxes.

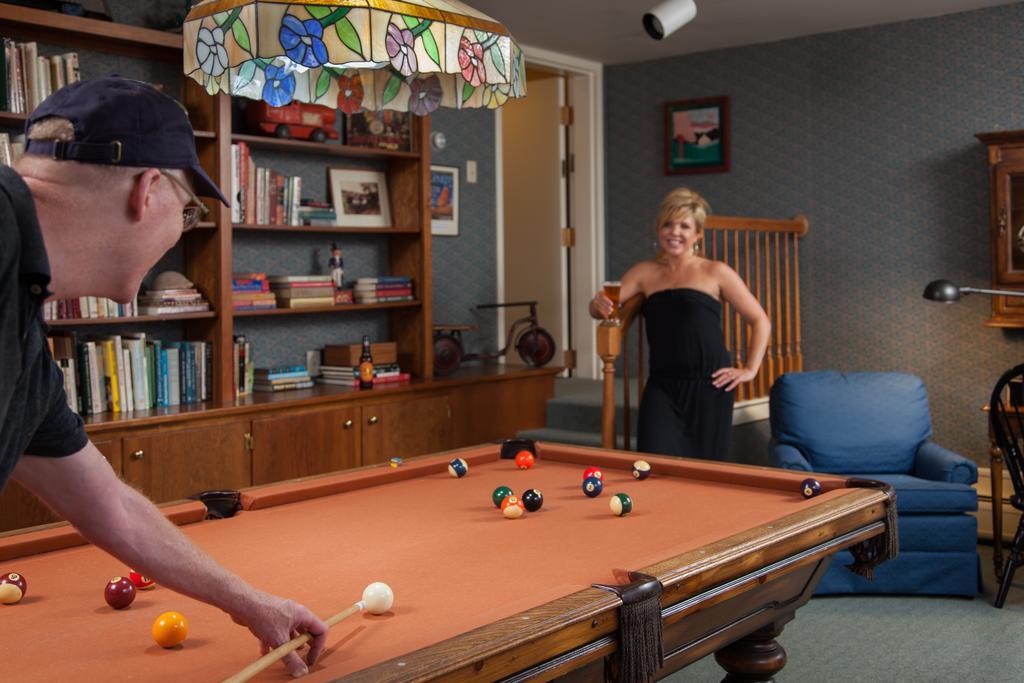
[654,188,710,235]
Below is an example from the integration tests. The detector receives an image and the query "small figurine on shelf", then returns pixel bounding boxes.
[328,243,345,290]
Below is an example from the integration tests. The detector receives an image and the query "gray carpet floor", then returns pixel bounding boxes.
[667,544,1023,682]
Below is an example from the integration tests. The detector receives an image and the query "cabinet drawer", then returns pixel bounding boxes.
[362,395,452,465]
[123,421,250,503]
[252,406,360,484]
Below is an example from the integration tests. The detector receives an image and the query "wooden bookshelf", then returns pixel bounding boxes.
[47,312,217,327]
[0,5,182,61]
[0,7,516,538]
[232,134,419,160]
[0,111,26,126]
[2,9,434,422]
[233,301,421,317]
[233,223,420,235]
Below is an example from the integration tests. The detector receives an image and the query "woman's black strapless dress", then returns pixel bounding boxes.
[637,288,734,460]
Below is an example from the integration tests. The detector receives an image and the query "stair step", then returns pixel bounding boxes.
[545,379,641,434]
[517,427,637,451]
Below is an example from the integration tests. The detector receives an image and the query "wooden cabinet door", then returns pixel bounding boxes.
[449,377,553,447]
[0,436,121,533]
[251,406,360,485]
[123,420,250,503]
[361,394,453,465]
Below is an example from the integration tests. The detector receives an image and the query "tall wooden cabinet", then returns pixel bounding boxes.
[976,130,1024,327]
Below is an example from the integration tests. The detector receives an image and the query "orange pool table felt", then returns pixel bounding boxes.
[0,443,865,682]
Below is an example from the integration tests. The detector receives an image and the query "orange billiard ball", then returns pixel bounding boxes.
[501,495,526,519]
[514,451,535,470]
[152,611,189,648]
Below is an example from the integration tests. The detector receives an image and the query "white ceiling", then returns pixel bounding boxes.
[468,0,1016,65]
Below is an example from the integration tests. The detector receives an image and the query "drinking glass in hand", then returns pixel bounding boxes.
[603,280,622,325]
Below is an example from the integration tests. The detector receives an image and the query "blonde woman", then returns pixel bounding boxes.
[590,189,770,459]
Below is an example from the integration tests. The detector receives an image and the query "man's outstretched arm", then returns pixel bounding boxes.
[12,443,328,678]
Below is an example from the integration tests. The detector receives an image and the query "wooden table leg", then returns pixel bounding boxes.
[991,443,1005,581]
[714,622,788,682]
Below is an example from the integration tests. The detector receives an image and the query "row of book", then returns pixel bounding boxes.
[49,332,213,415]
[233,335,255,397]
[317,362,411,387]
[253,365,314,393]
[272,275,338,309]
[297,200,337,227]
[231,141,303,226]
[42,287,212,321]
[0,131,25,167]
[43,296,138,322]
[2,39,81,114]
[232,272,276,312]
[353,276,415,304]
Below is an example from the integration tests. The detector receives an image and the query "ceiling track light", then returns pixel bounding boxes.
[643,0,697,40]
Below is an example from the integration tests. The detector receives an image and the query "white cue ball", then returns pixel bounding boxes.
[362,582,394,614]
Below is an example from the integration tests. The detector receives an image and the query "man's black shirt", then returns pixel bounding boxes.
[0,166,88,492]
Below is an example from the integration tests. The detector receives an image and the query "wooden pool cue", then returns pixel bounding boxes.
[221,603,362,683]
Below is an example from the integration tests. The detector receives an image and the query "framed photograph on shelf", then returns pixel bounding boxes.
[430,165,459,236]
[663,96,729,175]
[344,111,412,151]
[328,167,392,228]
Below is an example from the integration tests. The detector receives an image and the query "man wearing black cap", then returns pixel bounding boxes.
[0,77,326,678]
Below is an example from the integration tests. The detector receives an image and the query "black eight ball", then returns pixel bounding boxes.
[521,488,544,512]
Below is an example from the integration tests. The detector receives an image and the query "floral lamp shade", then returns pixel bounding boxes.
[183,0,526,114]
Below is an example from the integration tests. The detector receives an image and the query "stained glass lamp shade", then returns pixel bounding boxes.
[182,0,526,114]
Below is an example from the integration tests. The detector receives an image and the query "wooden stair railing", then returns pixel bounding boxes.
[598,214,809,450]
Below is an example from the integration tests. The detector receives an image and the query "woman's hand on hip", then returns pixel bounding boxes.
[712,366,756,391]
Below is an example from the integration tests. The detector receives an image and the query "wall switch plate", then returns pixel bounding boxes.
[466,160,477,183]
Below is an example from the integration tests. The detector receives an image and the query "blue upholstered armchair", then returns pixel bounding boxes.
[769,371,980,596]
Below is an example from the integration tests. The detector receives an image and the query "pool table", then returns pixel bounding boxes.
[0,441,895,682]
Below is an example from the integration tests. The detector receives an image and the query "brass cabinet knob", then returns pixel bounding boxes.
[368,416,379,425]
[132,449,145,460]
[343,419,354,429]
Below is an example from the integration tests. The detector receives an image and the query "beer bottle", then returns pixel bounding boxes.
[359,335,374,390]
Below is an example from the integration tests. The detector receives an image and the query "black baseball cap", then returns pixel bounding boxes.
[24,76,228,205]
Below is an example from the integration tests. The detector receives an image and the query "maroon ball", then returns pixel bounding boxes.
[0,572,27,603]
[104,576,136,610]
[1,572,27,596]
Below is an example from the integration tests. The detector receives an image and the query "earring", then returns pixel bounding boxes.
[694,242,701,254]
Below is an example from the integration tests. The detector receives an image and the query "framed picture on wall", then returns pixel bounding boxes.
[328,167,392,228]
[430,165,459,236]
[663,96,729,175]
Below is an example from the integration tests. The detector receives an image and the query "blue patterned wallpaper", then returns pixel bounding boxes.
[429,107,498,355]
[606,3,1024,463]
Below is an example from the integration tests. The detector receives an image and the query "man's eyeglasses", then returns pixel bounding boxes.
[160,169,209,230]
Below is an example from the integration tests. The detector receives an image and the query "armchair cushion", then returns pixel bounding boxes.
[770,442,811,471]
[770,372,932,474]
[857,473,977,514]
[914,441,978,485]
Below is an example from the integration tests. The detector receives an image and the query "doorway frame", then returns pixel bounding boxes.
[495,45,605,379]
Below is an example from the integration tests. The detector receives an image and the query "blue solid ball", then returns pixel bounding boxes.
[448,458,468,478]
[800,478,822,499]
[582,476,603,498]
